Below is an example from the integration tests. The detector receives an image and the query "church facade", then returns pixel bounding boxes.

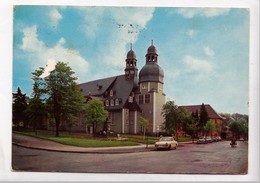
[77,42,166,134]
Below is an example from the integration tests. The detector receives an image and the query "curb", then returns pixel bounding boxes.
[12,142,155,154]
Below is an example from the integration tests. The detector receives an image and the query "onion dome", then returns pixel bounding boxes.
[139,40,164,84]
[139,63,164,84]
[126,49,136,59]
[147,44,157,55]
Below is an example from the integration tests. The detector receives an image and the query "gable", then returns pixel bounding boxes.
[179,104,223,119]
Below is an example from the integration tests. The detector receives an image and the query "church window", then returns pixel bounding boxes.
[110,99,114,106]
[125,109,129,125]
[107,112,113,125]
[145,94,150,104]
[105,100,109,106]
[139,95,143,104]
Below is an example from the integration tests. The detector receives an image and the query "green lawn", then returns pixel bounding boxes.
[13,131,139,147]
[14,130,195,148]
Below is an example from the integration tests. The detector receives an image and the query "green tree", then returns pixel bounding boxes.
[204,119,216,137]
[26,67,47,134]
[139,116,150,140]
[161,101,189,140]
[187,118,199,143]
[12,87,28,130]
[229,120,242,139]
[179,109,192,137]
[31,62,87,137]
[84,99,108,134]
[199,103,208,136]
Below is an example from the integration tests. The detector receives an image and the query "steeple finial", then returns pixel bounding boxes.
[151,40,153,46]
[130,43,132,50]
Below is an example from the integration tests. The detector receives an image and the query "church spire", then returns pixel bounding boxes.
[125,44,138,80]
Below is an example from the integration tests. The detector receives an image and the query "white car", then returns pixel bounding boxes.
[155,137,178,150]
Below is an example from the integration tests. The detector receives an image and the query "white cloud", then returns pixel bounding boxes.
[183,55,215,74]
[77,7,155,69]
[48,8,62,28]
[19,25,89,82]
[186,29,197,38]
[177,8,230,18]
[203,46,215,57]
[41,59,56,78]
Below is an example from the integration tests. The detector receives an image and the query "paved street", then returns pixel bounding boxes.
[12,140,248,174]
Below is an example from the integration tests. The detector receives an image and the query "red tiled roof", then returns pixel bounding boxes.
[179,104,223,119]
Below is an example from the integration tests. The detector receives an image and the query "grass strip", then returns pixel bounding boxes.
[13,131,139,147]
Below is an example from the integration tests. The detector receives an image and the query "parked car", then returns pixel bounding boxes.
[197,137,207,144]
[212,136,222,142]
[212,136,218,142]
[217,136,222,141]
[155,136,178,150]
[205,136,213,143]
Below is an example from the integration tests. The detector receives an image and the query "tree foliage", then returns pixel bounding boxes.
[26,67,47,133]
[12,87,28,129]
[84,99,108,134]
[30,62,87,137]
[139,116,150,140]
[162,101,192,140]
[199,103,208,135]
[204,119,216,136]
[229,118,248,140]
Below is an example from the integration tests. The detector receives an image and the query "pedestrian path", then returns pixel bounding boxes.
[12,133,154,154]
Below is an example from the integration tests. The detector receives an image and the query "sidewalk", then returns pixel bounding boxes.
[12,133,155,154]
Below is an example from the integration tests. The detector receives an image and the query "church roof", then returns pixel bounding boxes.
[78,75,140,111]
[178,104,223,119]
[139,63,164,83]
[79,76,117,96]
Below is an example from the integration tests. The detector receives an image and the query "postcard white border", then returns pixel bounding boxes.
[0,0,259,182]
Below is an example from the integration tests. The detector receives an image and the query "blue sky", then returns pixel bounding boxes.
[13,6,249,114]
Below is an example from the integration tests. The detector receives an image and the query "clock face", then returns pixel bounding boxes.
[130,70,134,74]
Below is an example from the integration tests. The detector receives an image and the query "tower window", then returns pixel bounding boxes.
[145,94,150,104]
[139,95,143,104]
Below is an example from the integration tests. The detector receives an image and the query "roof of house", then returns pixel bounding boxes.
[179,104,223,119]
[78,74,140,111]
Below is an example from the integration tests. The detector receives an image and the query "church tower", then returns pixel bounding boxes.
[124,44,138,81]
[138,41,165,133]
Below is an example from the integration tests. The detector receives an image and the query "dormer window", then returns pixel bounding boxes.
[105,100,109,106]
[115,99,119,105]
[110,99,114,106]
[97,84,102,90]
[110,90,113,97]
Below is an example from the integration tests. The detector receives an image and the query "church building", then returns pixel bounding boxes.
[78,41,166,134]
